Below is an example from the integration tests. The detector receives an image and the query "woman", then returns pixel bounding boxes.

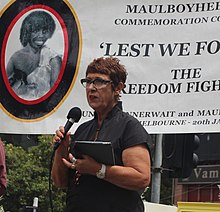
[52,57,152,212]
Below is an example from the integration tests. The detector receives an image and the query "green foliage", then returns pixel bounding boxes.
[3,135,66,212]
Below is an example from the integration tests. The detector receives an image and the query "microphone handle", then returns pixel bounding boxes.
[64,118,74,136]
[53,118,74,151]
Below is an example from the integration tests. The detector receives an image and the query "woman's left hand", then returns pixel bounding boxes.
[62,153,101,175]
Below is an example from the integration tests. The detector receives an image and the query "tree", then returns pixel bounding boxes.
[3,135,66,212]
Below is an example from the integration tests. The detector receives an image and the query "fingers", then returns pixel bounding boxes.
[55,126,65,140]
[62,158,74,169]
[70,163,76,169]
[62,153,78,170]
[52,126,71,147]
[62,154,99,175]
[69,153,77,163]
[52,126,63,144]
[70,157,77,164]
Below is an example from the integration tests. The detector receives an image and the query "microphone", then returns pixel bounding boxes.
[54,107,82,150]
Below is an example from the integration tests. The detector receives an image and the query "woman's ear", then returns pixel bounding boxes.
[115,82,124,95]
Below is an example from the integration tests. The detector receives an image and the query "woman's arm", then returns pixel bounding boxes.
[105,144,151,190]
[63,144,151,191]
[51,127,71,188]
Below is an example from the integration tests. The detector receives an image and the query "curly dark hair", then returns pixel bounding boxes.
[20,11,56,47]
[86,57,128,88]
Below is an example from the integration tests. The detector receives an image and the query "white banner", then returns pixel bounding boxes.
[0,0,220,134]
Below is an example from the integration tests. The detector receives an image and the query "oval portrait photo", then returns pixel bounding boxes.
[0,0,81,120]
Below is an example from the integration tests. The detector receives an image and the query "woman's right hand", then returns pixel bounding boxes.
[53,126,71,149]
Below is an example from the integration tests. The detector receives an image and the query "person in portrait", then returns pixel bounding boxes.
[6,10,62,100]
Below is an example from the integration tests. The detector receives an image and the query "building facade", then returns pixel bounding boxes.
[173,133,220,204]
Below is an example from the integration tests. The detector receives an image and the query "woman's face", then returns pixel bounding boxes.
[29,28,51,50]
[85,73,117,114]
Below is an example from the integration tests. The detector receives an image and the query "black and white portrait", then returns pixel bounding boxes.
[6,10,64,100]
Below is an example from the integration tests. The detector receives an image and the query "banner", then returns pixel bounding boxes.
[0,0,220,134]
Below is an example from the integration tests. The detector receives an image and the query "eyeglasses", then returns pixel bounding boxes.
[80,78,113,89]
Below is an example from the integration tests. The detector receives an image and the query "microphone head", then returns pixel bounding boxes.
[67,107,82,122]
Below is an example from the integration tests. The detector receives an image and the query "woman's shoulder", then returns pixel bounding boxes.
[75,118,94,132]
[118,109,140,124]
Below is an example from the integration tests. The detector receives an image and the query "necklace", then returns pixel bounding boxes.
[94,128,100,141]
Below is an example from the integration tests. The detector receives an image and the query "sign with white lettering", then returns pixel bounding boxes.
[178,165,220,184]
[0,0,220,134]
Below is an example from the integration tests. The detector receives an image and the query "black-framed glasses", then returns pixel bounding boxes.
[80,78,113,89]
